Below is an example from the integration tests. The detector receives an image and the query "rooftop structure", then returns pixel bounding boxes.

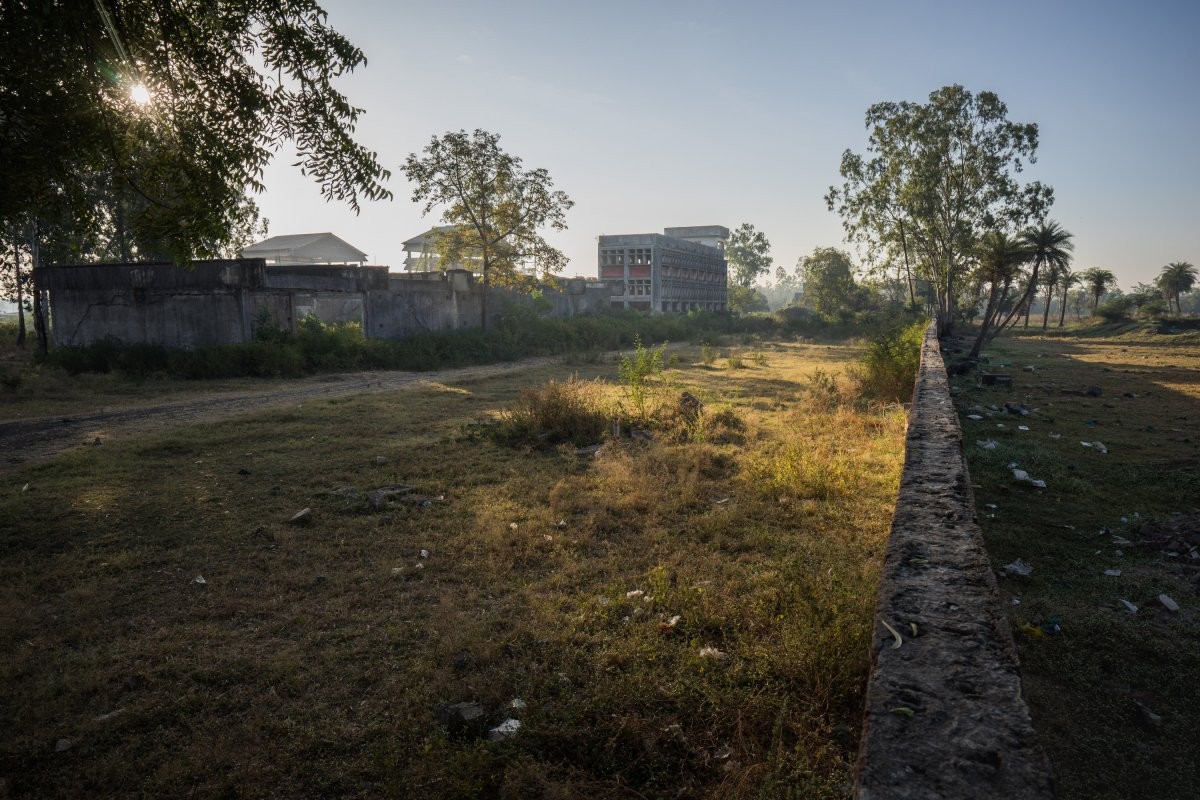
[241,232,368,265]
[597,227,729,312]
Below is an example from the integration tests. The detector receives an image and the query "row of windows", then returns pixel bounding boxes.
[599,248,653,266]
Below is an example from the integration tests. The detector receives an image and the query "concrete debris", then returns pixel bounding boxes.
[1158,594,1180,612]
[1003,559,1034,577]
[488,718,521,741]
[976,439,998,450]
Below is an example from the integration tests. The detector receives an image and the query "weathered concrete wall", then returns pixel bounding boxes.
[37,260,264,348]
[39,261,609,349]
[856,322,1054,800]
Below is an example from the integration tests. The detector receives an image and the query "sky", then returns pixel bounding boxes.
[254,0,1200,291]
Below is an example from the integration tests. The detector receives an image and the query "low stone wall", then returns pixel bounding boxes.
[855,322,1055,799]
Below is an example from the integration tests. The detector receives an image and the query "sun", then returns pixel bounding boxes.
[130,83,152,105]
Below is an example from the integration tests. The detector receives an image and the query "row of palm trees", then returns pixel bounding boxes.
[967,220,1196,358]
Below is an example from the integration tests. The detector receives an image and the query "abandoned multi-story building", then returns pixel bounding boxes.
[597,226,729,312]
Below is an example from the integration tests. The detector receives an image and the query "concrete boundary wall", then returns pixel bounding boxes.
[855,322,1055,799]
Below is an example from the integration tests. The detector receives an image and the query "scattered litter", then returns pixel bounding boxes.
[1111,536,1132,545]
[713,744,733,760]
[1159,594,1180,613]
[509,698,527,710]
[660,615,681,633]
[1119,599,1138,614]
[193,575,206,585]
[488,718,522,741]
[391,567,403,575]
[509,522,518,530]
[413,562,424,570]
[1135,700,1163,729]
[888,707,915,717]
[1104,569,1122,577]
[1007,462,1019,469]
[55,739,72,752]
[714,497,730,505]
[1030,479,1046,489]
[21,483,29,492]
[419,549,429,559]
[996,423,1007,429]
[1003,559,1033,577]
[289,507,313,524]
[575,444,603,457]
[985,503,998,509]
[1018,425,1030,431]
[1012,468,1030,481]
[976,439,998,450]
[556,519,567,528]
[95,708,126,723]
[1081,441,1109,454]
[1021,622,1044,639]
[967,414,983,421]
[1049,433,1062,439]
[374,456,388,465]
[1011,597,1022,605]
[698,646,727,660]
[626,589,645,599]
[1041,616,1063,635]
[880,618,904,649]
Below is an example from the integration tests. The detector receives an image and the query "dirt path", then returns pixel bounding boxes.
[0,357,560,474]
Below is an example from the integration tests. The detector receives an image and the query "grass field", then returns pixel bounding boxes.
[0,341,906,799]
[952,323,1200,800]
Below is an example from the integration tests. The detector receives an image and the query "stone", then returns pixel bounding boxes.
[1158,594,1180,612]
[487,718,521,741]
[55,739,72,752]
[289,508,313,524]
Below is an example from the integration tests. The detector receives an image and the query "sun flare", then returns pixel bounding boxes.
[130,83,152,105]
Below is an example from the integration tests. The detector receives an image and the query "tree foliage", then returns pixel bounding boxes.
[1081,268,1117,311]
[826,85,1053,333]
[1,0,391,265]
[724,223,773,289]
[400,129,574,330]
[1158,261,1197,315]
[797,247,866,320]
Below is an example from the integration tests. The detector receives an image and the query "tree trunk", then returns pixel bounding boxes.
[1041,284,1054,329]
[899,222,916,309]
[30,221,48,355]
[480,257,489,332]
[14,238,26,348]
[1058,290,1069,327]
[1021,260,1041,329]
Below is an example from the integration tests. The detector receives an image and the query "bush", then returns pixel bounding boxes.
[489,377,613,447]
[1096,296,1135,322]
[850,320,926,402]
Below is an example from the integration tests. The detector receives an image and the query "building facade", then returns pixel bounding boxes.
[597,226,729,312]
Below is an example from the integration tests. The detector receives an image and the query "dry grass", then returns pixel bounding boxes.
[0,342,905,799]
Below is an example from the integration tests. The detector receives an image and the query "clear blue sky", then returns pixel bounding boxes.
[255,0,1199,290]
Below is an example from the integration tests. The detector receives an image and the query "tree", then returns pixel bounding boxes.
[724,223,773,288]
[728,285,769,314]
[1,0,391,267]
[1081,268,1117,312]
[1157,261,1197,315]
[826,85,1053,335]
[797,247,862,320]
[1012,220,1073,329]
[1057,266,1079,327]
[967,231,1030,357]
[400,129,574,331]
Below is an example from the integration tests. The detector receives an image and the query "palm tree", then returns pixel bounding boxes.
[1081,268,1117,312]
[1040,261,1065,330]
[1157,261,1197,315]
[1057,266,1079,327]
[1019,220,1074,328]
[969,230,1031,358]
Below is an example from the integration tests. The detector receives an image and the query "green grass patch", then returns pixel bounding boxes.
[954,327,1200,800]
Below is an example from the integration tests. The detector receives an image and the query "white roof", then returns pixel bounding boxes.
[242,232,368,264]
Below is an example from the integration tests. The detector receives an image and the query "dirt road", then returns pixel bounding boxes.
[0,357,559,474]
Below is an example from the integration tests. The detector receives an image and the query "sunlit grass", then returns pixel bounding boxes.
[0,342,906,798]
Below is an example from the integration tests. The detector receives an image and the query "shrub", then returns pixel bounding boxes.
[492,377,612,447]
[850,320,925,402]
[619,335,665,420]
[1096,296,1135,322]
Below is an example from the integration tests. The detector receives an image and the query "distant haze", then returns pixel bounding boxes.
[254,0,1199,291]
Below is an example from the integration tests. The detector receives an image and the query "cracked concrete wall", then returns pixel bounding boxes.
[855,322,1054,800]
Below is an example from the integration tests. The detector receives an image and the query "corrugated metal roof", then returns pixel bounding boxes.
[242,232,367,262]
